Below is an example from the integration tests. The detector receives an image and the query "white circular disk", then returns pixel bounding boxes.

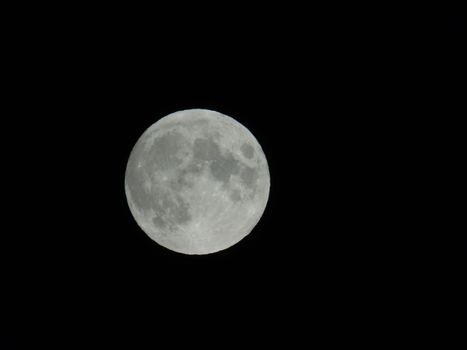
[125,109,270,255]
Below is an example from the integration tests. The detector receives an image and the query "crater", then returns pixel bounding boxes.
[230,189,242,202]
[184,161,204,175]
[168,158,206,191]
[169,195,191,224]
[126,161,153,211]
[147,130,185,170]
[210,153,240,183]
[240,143,254,159]
[193,137,221,161]
[240,166,258,189]
[149,186,192,231]
[168,168,191,191]
[193,137,241,184]
[152,215,168,229]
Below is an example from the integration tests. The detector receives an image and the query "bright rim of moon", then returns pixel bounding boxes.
[125,109,270,255]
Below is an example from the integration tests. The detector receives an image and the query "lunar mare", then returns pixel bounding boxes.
[125,109,270,255]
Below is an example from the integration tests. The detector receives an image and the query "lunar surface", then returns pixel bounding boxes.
[125,109,270,255]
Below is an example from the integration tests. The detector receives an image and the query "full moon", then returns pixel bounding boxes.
[125,109,270,255]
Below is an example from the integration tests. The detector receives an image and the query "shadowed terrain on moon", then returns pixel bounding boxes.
[125,110,268,254]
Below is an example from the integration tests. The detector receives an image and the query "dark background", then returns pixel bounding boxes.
[2,5,465,348]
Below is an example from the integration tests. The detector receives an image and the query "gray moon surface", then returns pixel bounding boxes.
[125,109,270,255]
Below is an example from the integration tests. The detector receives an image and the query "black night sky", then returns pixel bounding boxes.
[2,5,464,348]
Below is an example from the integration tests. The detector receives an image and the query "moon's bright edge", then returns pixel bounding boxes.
[125,109,270,255]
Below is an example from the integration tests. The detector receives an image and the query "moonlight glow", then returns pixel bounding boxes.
[125,109,270,255]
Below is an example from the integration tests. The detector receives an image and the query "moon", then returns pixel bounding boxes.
[125,109,270,255]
